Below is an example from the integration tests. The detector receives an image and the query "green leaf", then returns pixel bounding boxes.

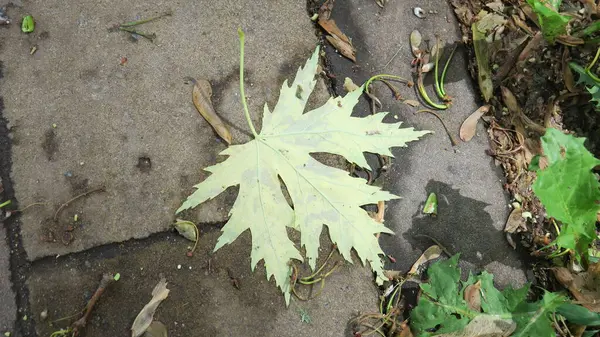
[512,292,566,337]
[557,303,600,326]
[527,0,571,42]
[21,15,34,33]
[173,219,198,242]
[423,193,437,215]
[569,62,600,109]
[177,47,430,303]
[410,256,564,337]
[532,128,600,254]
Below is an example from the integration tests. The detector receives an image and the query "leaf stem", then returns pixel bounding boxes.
[417,73,448,110]
[434,37,444,100]
[440,43,458,98]
[364,74,411,94]
[415,109,457,146]
[586,46,600,71]
[238,28,258,138]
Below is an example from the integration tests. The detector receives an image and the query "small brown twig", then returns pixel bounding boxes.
[17,201,49,213]
[54,187,105,222]
[71,273,115,336]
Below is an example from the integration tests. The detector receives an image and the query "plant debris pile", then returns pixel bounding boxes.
[450,0,600,259]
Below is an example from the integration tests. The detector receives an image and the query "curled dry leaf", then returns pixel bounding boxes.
[504,204,527,234]
[464,280,482,312]
[131,278,170,337]
[410,30,422,57]
[192,79,232,144]
[460,105,490,142]
[408,245,442,275]
[174,219,198,242]
[343,77,359,93]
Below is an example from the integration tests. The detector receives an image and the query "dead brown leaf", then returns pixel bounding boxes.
[325,35,356,62]
[318,0,334,20]
[318,19,351,46]
[131,278,170,337]
[318,0,356,62]
[460,105,490,142]
[408,245,442,275]
[464,280,482,312]
[504,206,527,234]
[192,79,232,145]
[552,267,600,312]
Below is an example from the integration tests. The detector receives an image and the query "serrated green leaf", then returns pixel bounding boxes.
[512,292,566,337]
[527,0,571,42]
[177,47,430,304]
[532,128,600,255]
[410,256,563,337]
[412,256,491,336]
[568,62,600,110]
[502,284,530,312]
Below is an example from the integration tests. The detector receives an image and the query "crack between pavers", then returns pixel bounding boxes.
[0,61,36,337]
[306,0,339,97]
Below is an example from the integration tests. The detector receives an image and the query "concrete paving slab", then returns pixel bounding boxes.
[0,228,17,336]
[319,0,527,287]
[28,229,378,337]
[0,0,324,260]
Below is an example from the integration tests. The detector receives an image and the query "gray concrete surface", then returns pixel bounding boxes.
[28,230,378,337]
[321,0,527,287]
[0,0,324,259]
[0,228,17,336]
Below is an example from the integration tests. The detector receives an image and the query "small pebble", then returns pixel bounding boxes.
[64,171,73,177]
[79,161,84,166]
[4,332,11,337]
[22,315,27,321]
[40,309,48,321]
[52,123,57,128]
[177,264,182,270]
[188,266,192,270]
